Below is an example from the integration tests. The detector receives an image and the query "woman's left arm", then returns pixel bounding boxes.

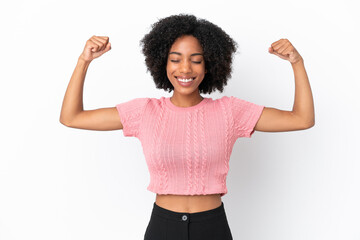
[255,38,315,132]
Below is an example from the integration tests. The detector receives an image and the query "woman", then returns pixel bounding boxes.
[60,14,314,240]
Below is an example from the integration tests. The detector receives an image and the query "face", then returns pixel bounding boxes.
[166,35,206,96]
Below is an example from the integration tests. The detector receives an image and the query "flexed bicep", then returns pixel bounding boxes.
[255,107,313,132]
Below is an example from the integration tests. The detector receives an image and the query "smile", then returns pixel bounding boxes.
[176,77,195,82]
[175,76,195,87]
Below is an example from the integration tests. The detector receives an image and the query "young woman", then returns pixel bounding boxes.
[60,14,314,240]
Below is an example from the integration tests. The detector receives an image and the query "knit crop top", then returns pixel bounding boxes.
[115,96,264,197]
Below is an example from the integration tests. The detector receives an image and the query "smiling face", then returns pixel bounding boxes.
[166,35,206,96]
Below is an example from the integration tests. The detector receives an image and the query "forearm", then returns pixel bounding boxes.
[59,57,91,124]
[291,58,315,126]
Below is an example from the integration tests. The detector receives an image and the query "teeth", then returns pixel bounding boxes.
[178,78,194,82]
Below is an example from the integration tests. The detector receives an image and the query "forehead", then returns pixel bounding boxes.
[169,35,203,53]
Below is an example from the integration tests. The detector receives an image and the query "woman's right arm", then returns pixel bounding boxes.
[59,36,123,131]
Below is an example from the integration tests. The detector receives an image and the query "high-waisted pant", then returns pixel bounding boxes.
[144,201,233,240]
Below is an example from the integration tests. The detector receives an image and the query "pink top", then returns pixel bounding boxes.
[116,96,264,197]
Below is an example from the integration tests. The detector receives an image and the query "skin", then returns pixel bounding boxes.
[166,34,207,108]
[255,39,315,132]
[60,35,314,214]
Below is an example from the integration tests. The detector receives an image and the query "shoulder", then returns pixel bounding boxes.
[146,96,164,106]
[215,95,254,105]
[212,95,232,105]
[138,96,167,112]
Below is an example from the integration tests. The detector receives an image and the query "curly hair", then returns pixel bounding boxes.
[140,14,238,94]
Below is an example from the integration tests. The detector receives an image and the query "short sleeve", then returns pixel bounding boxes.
[115,98,149,138]
[230,96,265,138]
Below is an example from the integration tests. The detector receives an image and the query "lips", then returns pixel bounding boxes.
[176,76,195,86]
[175,76,196,80]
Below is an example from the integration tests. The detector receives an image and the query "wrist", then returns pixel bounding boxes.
[291,57,304,66]
[78,55,92,64]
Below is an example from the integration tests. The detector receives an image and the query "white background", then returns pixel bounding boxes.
[1,0,359,239]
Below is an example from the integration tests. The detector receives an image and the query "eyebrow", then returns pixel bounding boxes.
[169,52,203,56]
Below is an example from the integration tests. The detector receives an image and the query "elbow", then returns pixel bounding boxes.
[59,119,69,127]
[59,116,71,127]
[292,112,315,130]
[303,118,315,129]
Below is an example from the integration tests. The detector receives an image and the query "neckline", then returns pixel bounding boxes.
[164,97,210,112]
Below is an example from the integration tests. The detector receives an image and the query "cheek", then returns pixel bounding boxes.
[166,65,175,80]
[197,65,206,75]
[166,65,177,77]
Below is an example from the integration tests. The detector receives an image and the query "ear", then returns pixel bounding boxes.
[205,69,207,73]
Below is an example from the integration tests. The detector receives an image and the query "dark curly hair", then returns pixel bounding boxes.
[140,14,238,94]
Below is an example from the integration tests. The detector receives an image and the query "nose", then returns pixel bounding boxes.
[180,60,192,74]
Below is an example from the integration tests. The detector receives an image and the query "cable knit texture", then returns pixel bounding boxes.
[115,96,264,196]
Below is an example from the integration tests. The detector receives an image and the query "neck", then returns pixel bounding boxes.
[170,93,204,108]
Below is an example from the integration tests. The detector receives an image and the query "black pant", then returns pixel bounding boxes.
[144,201,233,240]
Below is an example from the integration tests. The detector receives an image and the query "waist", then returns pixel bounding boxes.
[155,193,222,213]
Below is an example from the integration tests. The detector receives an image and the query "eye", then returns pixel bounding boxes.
[192,61,202,64]
[170,60,180,63]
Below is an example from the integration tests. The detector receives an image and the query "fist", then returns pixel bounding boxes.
[268,38,302,64]
[79,35,111,62]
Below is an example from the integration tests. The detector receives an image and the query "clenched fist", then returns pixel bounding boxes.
[79,35,111,62]
[268,38,303,64]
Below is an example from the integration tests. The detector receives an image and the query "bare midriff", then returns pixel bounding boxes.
[155,193,222,213]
